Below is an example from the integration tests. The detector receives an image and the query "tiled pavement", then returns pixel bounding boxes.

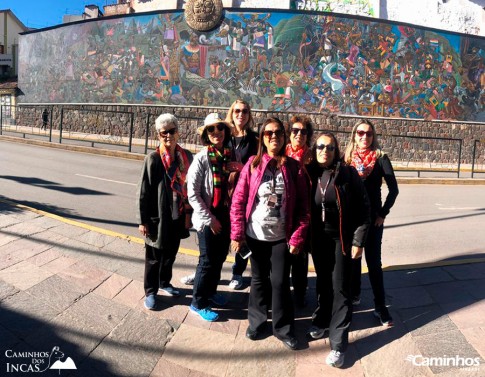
[0,198,484,377]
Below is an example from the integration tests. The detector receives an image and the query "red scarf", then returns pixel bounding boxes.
[208,144,231,208]
[285,144,307,164]
[350,148,377,180]
[157,144,190,215]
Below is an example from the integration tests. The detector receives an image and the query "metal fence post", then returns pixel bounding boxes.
[59,107,64,144]
[128,112,134,153]
[0,105,3,135]
[457,139,462,178]
[49,105,53,142]
[144,113,150,155]
[471,140,478,179]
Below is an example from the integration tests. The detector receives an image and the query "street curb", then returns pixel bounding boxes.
[396,177,485,185]
[0,134,145,161]
[2,198,483,274]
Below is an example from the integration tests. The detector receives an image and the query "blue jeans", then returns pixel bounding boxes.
[232,246,249,276]
[191,214,230,309]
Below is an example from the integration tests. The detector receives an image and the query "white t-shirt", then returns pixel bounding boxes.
[246,167,286,241]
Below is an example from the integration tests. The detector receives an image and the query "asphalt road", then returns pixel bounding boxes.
[1,140,484,268]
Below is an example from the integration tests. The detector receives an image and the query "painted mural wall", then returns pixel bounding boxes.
[18,10,485,121]
[292,0,377,17]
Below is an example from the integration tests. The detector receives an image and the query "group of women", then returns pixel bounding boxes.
[136,100,398,368]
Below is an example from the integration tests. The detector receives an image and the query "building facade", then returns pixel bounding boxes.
[0,10,28,111]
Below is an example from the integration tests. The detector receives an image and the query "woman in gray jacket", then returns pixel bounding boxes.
[136,113,192,310]
[187,113,233,322]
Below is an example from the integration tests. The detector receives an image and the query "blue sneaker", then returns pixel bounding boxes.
[209,293,227,307]
[190,305,219,322]
[144,294,156,310]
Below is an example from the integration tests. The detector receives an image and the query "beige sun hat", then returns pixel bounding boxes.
[197,112,232,135]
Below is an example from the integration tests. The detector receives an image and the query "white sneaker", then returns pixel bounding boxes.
[228,275,243,290]
[159,285,180,297]
[326,350,344,368]
[180,273,195,285]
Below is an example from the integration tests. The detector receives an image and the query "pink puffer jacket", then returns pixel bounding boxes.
[230,153,310,249]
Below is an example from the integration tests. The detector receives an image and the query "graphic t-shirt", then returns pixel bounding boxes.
[246,167,286,241]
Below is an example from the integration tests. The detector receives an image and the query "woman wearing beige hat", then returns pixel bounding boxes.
[187,112,233,322]
[180,99,258,289]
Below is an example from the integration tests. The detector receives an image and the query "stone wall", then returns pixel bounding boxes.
[13,104,485,165]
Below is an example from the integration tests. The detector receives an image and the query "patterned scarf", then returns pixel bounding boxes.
[157,144,190,215]
[208,144,231,208]
[350,148,377,180]
[285,144,307,163]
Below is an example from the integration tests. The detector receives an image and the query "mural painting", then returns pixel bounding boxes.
[292,0,377,17]
[18,10,485,121]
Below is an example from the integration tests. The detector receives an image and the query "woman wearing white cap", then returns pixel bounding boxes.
[187,112,233,322]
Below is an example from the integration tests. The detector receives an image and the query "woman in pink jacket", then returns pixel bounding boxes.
[230,117,310,351]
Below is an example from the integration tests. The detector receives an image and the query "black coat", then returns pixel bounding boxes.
[308,161,371,255]
[136,149,193,248]
[362,154,399,219]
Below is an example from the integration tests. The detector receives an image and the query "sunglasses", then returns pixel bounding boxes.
[160,128,177,136]
[291,128,308,136]
[206,124,226,133]
[263,129,284,138]
[356,130,373,137]
[234,108,249,115]
[316,144,336,152]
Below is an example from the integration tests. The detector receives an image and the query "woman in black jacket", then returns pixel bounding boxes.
[306,132,370,368]
[344,119,399,327]
[136,113,193,310]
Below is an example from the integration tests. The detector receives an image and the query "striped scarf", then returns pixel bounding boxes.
[208,144,231,208]
[157,144,190,215]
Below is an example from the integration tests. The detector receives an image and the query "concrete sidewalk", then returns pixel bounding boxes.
[0,198,484,377]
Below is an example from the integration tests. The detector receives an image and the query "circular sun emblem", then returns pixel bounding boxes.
[185,0,223,32]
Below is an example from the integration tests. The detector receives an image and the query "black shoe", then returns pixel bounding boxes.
[374,306,394,327]
[281,337,298,350]
[246,327,259,341]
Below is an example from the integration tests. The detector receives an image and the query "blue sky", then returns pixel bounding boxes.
[3,0,110,29]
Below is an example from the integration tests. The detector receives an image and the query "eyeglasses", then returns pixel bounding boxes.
[316,144,335,152]
[263,129,284,138]
[206,124,225,133]
[356,130,373,137]
[291,128,308,136]
[160,128,177,136]
[234,108,249,115]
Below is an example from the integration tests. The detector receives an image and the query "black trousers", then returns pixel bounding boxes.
[246,236,295,341]
[144,239,181,296]
[191,208,230,309]
[311,226,352,352]
[350,223,386,308]
[290,245,309,300]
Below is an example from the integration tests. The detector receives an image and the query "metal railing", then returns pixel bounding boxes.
[312,128,464,178]
[471,139,484,178]
[0,105,479,178]
[1,105,135,152]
